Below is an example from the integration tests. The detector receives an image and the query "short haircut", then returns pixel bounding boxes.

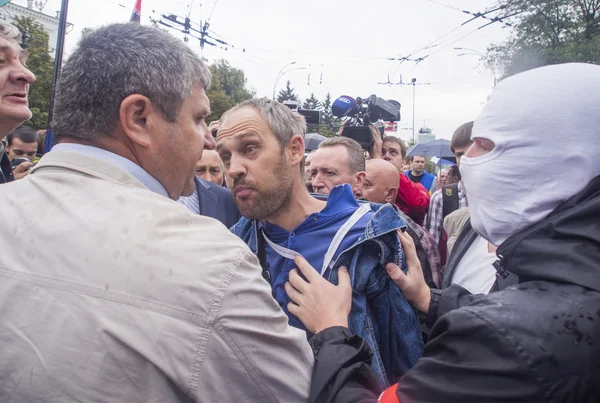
[7,125,38,146]
[318,136,365,173]
[448,164,461,181]
[382,136,407,159]
[52,23,211,144]
[450,121,474,154]
[221,98,306,149]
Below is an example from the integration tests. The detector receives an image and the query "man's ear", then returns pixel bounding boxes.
[353,172,366,195]
[119,94,157,148]
[287,134,305,167]
[385,186,398,204]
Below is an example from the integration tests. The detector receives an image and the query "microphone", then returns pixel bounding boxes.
[331,95,357,118]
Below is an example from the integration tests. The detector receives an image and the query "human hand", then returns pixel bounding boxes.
[285,256,353,334]
[368,125,383,159]
[12,161,32,180]
[386,229,431,313]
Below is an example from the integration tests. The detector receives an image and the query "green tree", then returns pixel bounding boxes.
[206,59,255,122]
[13,16,54,129]
[81,27,93,38]
[276,80,299,103]
[487,0,600,79]
[302,93,320,110]
[313,92,337,138]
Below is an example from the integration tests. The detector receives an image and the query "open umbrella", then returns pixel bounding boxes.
[407,139,456,162]
[304,132,327,151]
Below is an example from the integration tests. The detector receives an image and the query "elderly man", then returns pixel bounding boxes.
[0,24,312,402]
[178,149,240,228]
[285,63,600,402]
[217,98,423,386]
[0,22,36,183]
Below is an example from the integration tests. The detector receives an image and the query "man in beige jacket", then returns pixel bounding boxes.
[0,23,312,402]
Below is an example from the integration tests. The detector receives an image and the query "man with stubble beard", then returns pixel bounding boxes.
[216,98,423,387]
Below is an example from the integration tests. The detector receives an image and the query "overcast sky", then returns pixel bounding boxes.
[13,0,511,141]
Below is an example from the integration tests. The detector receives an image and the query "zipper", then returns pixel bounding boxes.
[493,254,510,279]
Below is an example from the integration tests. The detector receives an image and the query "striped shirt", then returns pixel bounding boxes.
[178,189,200,214]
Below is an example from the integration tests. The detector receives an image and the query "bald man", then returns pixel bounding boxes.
[356,159,399,204]
[358,159,442,288]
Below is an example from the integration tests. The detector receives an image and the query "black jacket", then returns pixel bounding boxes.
[310,176,600,403]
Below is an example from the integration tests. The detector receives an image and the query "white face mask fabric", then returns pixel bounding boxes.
[460,63,600,246]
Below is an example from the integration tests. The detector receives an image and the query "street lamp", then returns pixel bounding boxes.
[454,47,497,87]
[273,62,305,100]
[411,78,416,145]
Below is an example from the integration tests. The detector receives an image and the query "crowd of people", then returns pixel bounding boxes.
[0,21,598,402]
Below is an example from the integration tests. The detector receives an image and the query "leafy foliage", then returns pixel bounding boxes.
[206,59,255,122]
[487,0,600,78]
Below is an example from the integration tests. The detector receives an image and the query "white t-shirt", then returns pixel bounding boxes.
[451,235,498,294]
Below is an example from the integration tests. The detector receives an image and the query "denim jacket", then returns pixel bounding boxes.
[231,198,424,387]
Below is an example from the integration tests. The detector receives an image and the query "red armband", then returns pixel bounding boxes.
[378,383,400,403]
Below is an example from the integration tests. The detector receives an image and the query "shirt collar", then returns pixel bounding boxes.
[319,183,360,216]
[51,143,169,198]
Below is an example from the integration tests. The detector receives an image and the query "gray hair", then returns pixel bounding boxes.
[52,23,211,144]
[318,136,365,173]
[220,98,306,149]
[0,21,21,42]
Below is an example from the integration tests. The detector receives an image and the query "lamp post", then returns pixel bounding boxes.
[44,0,69,152]
[272,61,296,100]
[411,78,416,145]
[454,47,497,87]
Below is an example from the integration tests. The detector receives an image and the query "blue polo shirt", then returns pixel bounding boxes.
[262,184,374,330]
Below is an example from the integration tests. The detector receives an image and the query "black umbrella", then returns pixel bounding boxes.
[407,139,456,162]
[304,133,327,151]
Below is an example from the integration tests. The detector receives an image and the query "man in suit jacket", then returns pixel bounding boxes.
[179,176,241,228]
[0,23,312,402]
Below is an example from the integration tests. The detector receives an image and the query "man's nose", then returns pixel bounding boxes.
[227,155,246,180]
[203,129,216,150]
[10,63,36,85]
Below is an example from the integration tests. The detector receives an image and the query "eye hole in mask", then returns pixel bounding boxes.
[466,138,496,159]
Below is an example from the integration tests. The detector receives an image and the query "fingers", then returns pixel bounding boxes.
[337,266,351,289]
[288,269,309,294]
[284,281,302,304]
[385,262,407,286]
[287,301,301,317]
[293,255,319,282]
[13,162,32,173]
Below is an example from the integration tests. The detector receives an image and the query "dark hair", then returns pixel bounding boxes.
[448,164,461,181]
[382,136,407,159]
[7,125,38,146]
[52,23,211,144]
[450,121,474,154]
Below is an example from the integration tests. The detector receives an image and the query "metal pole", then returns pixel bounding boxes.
[44,0,69,152]
[412,79,416,145]
[272,61,295,100]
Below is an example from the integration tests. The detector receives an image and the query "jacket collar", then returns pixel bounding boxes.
[31,148,152,192]
[194,177,218,217]
[498,175,600,292]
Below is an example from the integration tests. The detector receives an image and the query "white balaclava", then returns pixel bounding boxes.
[460,63,600,246]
